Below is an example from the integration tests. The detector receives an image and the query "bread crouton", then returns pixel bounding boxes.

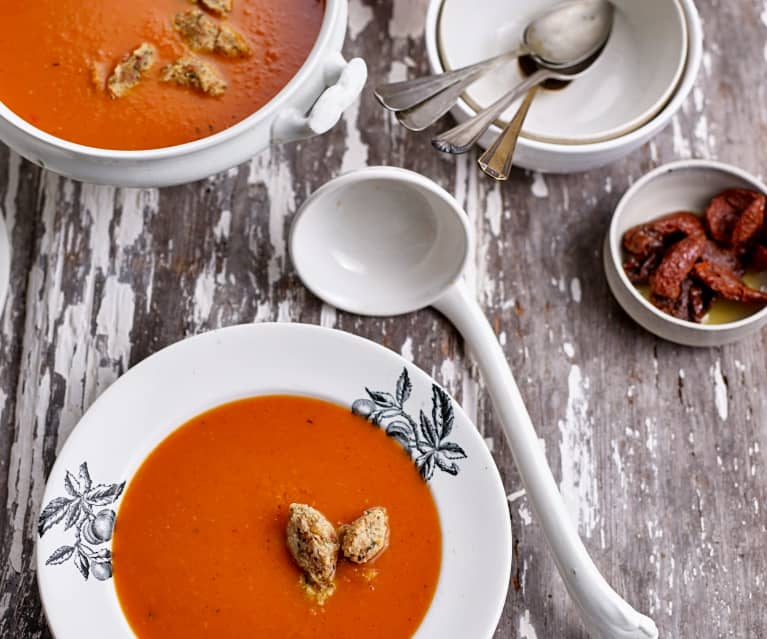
[197,0,233,16]
[286,503,340,587]
[107,43,156,98]
[173,9,250,57]
[161,56,227,96]
[339,507,389,564]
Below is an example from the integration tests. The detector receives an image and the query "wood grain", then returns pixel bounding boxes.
[1,1,766,637]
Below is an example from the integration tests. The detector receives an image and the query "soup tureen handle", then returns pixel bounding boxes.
[272,54,367,144]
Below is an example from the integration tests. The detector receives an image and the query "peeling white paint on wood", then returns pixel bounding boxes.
[558,365,598,537]
[400,336,414,362]
[2,2,767,638]
[340,96,368,174]
[518,609,539,639]
[530,172,549,198]
[570,277,582,303]
[712,359,729,421]
[319,303,337,328]
[348,0,374,39]
[389,0,429,39]
[671,115,692,158]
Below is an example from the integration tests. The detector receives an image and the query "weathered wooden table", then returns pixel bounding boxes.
[1,1,765,636]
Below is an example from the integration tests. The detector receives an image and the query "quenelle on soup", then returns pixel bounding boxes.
[0,0,324,150]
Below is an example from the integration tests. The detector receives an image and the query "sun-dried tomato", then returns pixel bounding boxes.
[650,234,706,300]
[622,211,704,260]
[651,279,713,322]
[701,239,742,274]
[623,252,662,285]
[693,261,767,304]
[751,245,767,271]
[651,279,693,321]
[731,192,766,253]
[622,228,662,261]
[704,189,764,244]
[689,284,712,323]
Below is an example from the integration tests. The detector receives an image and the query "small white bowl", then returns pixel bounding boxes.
[438,0,688,144]
[604,160,767,347]
[424,0,703,173]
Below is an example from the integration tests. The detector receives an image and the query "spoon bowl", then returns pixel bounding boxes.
[524,0,613,67]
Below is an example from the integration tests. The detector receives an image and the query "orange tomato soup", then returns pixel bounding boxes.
[113,395,442,639]
[0,1,324,149]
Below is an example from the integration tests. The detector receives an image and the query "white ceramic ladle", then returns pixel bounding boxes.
[289,167,657,639]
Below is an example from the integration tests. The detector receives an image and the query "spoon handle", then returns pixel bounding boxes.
[396,74,489,132]
[433,281,659,639]
[374,48,525,113]
[432,70,548,155]
[478,85,538,180]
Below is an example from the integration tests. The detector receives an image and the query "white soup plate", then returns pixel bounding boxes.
[36,323,512,638]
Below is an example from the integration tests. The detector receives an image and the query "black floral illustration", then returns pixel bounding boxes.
[38,462,124,581]
[352,368,467,480]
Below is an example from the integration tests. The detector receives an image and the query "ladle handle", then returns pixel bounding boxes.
[433,282,658,639]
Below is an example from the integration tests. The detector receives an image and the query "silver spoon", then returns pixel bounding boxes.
[477,42,607,181]
[431,3,612,153]
[392,0,613,132]
[394,60,518,132]
[375,51,520,114]
[478,85,539,181]
[289,166,659,639]
[376,0,612,115]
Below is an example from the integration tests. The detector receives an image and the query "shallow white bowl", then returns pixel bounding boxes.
[439,0,688,144]
[36,323,512,638]
[604,160,767,347]
[0,0,366,187]
[425,0,703,173]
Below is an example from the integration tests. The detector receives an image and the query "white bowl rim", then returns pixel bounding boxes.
[0,0,342,159]
[424,0,704,154]
[608,158,767,333]
[438,0,689,145]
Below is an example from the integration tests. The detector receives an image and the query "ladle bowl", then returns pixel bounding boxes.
[290,167,470,315]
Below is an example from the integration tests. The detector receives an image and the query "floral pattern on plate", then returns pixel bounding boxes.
[38,462,124,581]
[352,367,467,480]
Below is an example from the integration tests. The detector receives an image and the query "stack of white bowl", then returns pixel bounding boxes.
[425,0,702,173]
